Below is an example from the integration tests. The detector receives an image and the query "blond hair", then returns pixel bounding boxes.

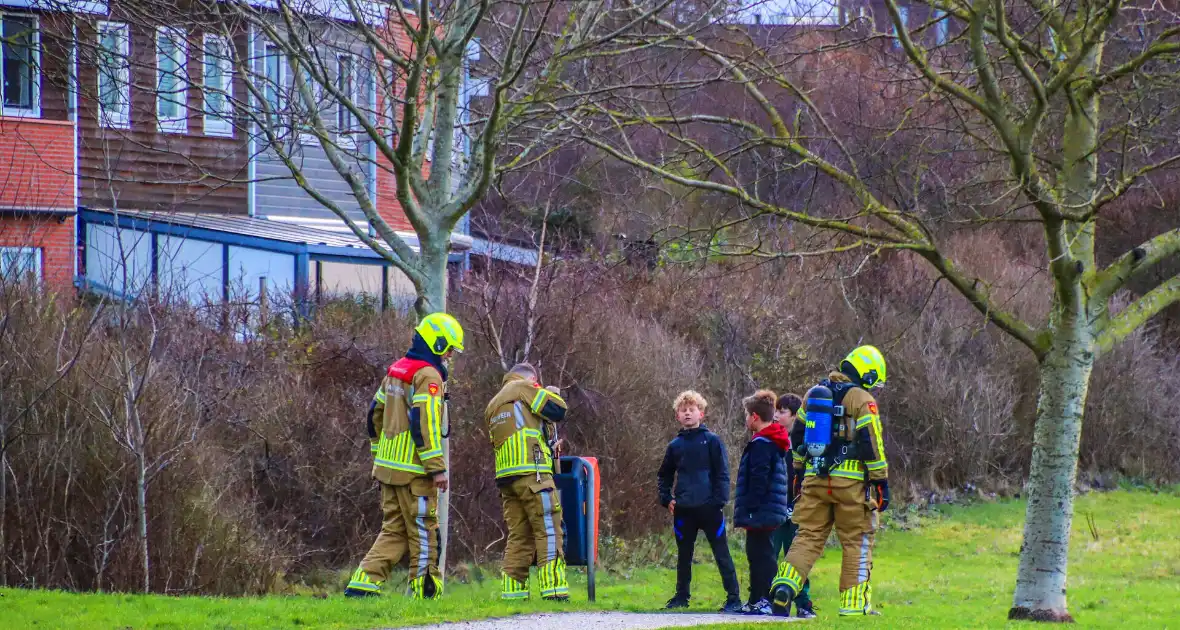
[673,390,708,413]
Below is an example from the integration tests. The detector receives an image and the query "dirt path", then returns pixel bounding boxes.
[394,611,794,630]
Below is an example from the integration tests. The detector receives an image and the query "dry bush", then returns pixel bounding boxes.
[1,231,1178,594]
[1081,304,1180,481]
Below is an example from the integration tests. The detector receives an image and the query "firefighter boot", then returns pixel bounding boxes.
[410,573,443,600]
[770,562,804,617]
[344,567,382,598]
[538,557,569,601]
[501,573,530,600]
[839,583,878,616]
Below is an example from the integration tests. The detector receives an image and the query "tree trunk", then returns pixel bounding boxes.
[1010,320,1095,622]
[1,420,7,588]
[413,232,450,320]
[136,448,150,594]
[413,229,451,583]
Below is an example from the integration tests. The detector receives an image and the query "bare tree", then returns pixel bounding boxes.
[131,0,661,320]
[571,0,1180,620]
[80,297,208,593]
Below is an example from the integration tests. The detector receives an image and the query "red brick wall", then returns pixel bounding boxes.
[0,215,76,287]
[0,118,74,210]
[0,117,76,288]
[375,15,427,233]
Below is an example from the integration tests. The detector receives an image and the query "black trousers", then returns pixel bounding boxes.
[745,529,776,604]
[673,505,740,600]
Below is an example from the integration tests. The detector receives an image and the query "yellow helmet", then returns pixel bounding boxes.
[842,345,887,389]
[416,312,465,355]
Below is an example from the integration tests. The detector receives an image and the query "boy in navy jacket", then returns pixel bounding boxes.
[772,393,815,617]
[657,390,742,613]
[734,390,791,615]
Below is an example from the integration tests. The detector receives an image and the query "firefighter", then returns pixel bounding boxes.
[485,362,570,601]
[771,345,890,617]
[345,312,464,599]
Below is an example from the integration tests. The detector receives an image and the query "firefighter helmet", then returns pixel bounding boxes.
[416,312,465,355]
[842,345,887,389]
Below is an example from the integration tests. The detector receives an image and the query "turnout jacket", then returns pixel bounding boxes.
[792,372,888,482]
[369,346,448,486]
[485,373,568,481]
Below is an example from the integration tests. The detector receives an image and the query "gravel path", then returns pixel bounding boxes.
[394,611,793,630]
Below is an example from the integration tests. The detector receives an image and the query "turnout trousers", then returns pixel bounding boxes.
[499,474,567,600]
[773,476,878,615]
[349,477,441,598]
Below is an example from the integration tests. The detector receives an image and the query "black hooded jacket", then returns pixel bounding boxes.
[657,425,730,509]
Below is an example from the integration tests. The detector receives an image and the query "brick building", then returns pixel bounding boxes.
[0,3,91,289]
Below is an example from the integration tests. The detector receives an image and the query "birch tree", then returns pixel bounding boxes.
[572,0,1180,621]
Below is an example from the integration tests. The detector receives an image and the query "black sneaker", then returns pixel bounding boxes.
[770,585,794,617]
[343,588,379,598]
[795,602,817,619]
[543,594,570,603]
[665,596,690,609]
[719,598,745,614]
[743,599,772,616]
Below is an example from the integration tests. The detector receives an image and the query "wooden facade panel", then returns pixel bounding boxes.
[75,16,250,214]
[34,12,74,122]
[250,16,374,224]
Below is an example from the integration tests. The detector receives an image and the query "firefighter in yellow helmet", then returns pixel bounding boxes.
[345,312,464,599]
[771,345,890,617]
[485,362,570,601]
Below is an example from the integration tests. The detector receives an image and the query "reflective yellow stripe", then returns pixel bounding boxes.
[374,388,386,404]
[531,390,547,413]
[771,562,803,593]
[374,430,426,473]
[866,416,887,473]
[855,414,874,429]
[494,428,550,478]
[420,395,443,459]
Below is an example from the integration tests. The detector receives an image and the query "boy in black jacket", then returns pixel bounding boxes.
[657,390,742,613]
[772,393,815,618]
[734,390,791,615]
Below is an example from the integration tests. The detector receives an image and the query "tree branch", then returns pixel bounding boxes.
[1096,272,1180,355]
[1092,228,1180,302]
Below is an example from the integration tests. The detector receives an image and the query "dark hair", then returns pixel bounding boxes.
[776,393,803,415]
[743,389,777,424]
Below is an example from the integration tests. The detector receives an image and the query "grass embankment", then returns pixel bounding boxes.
[3,488,1178,629]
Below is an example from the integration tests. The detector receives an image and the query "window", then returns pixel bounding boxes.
[336,54,355,143]
[97,22,130,128]
[294,60,320,145]
[263,43,283,125]
[155,27,188,133]
[2,15,39,116]
[203,34,233,136]
[382,60,396,143]
[934,10,949,46]
[0,247,41,282]
[1048,27,1065,61]
[894,7,908,49]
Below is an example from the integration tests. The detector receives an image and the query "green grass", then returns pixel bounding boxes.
[3,488,1179,629]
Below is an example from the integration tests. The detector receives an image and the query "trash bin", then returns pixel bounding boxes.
[554,456,600,601]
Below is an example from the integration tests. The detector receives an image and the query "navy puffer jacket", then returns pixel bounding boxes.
[734,422,791,530]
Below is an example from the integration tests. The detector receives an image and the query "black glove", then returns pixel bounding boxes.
[791,472,803,505]
[869,479,890,512]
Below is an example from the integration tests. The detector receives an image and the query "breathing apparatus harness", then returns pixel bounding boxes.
[799,377,868,479]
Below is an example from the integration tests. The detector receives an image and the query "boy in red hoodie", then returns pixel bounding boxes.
[733,390,792,615]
